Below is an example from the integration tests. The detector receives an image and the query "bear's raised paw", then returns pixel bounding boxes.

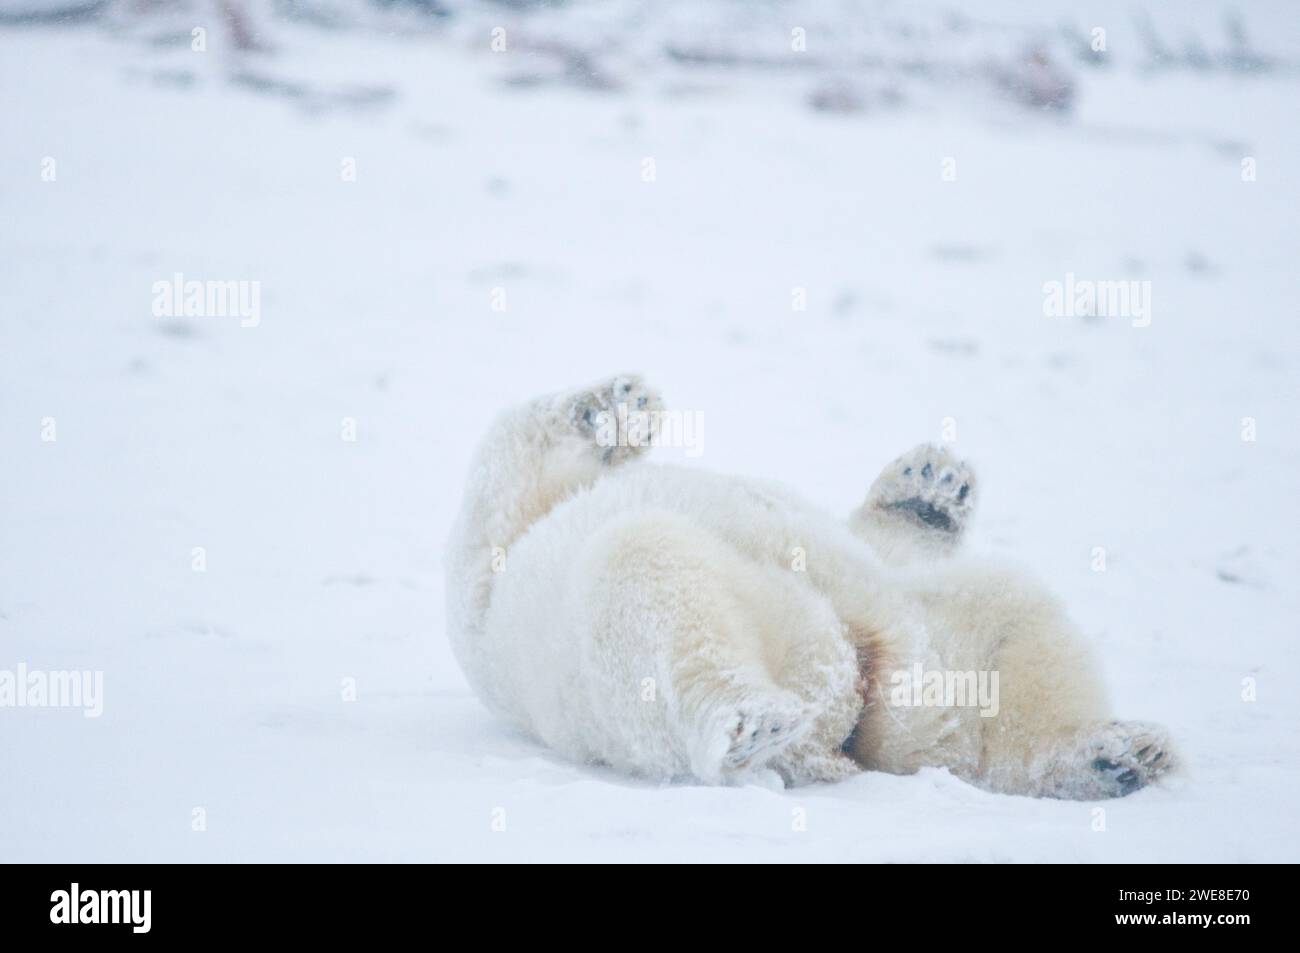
[867,443,975,536]
[568,374,664,465]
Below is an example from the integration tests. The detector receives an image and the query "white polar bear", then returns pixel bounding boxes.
[446,375,1174,798]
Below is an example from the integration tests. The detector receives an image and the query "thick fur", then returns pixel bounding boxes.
[446,376,1174,797]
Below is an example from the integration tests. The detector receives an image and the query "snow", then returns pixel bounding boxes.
[2,3,1298,862]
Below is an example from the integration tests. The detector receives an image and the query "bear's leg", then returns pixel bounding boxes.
[685,568,864,786]
[849,444,976,565]
[577,510,827,784]
[457,372,663,553]
[948,567,1176,799]
[446,374,662,646]
[684,624,861,785]
[748,567,865,785]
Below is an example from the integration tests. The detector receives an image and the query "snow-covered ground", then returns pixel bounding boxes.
[2,2,1298,862]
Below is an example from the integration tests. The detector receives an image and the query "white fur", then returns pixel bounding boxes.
[446,377,1174,797]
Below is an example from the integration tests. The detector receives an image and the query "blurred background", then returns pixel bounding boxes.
[2,1,1298,861]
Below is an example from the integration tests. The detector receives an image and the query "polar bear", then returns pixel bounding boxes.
[446,375,1174,798]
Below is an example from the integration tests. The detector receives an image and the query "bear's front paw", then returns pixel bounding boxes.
[867,443,975,536]
[568,374,664,465]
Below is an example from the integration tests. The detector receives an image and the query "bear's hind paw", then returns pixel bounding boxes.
[720,698,813,772]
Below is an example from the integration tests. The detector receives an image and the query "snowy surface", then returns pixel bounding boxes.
[2,3,1299,861]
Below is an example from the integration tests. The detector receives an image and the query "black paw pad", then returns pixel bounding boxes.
[888,498,956,532]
